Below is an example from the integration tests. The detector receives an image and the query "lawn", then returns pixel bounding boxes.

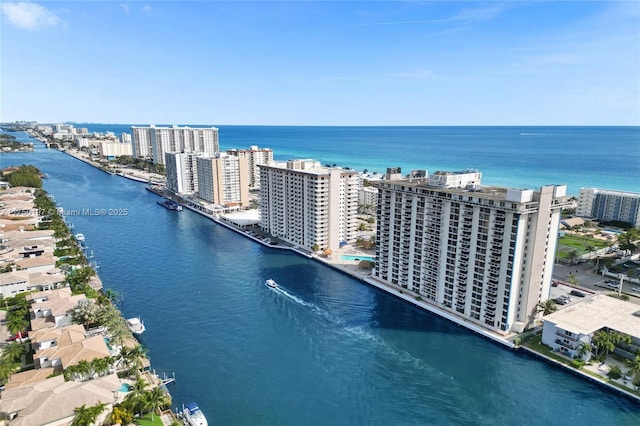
[135,413,165,426]
[557,234,608,260]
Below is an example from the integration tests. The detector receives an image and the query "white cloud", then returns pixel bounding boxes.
[1,1,64,30]
[120,3,130,14]
[141,4,152,16]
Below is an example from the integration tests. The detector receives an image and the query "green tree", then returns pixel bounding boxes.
[145,386,169,420]
[0,360,20,384]
[625,355,640,389]
[121,345,148,374]
[71,405,93,426]
[577,342,593,360]
[6,314,28,337]
[72,299,99,328]
[2,341,26,363]
[537,300,558,316]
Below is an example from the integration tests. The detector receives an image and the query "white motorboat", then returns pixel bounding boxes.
[126,317,146,335]
[182,402,208,426]
[265,279,278,289]
[75,233,85,242]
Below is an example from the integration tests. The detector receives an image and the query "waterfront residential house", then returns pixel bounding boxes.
[132,125,220,164]
[0,270,29,298]
[0,374,120,425]
[372,170,570,334]
[577,187,640,227]
[541,295,640,361]
[226,145,274,189]
[28,288,87,331]
[33,333,110,370]
[258,159,359,252]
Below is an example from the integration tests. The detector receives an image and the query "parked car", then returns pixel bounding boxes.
[570,290,585,297]
[631,287,640,293]
[554,297,567,305]
[607,282,619,289]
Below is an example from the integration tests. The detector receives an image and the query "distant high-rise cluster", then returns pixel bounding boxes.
[131,125,220,164]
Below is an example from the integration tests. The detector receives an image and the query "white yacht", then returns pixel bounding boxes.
[182,402,208,426]
[126,317,146,335]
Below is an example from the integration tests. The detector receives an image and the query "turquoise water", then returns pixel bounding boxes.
[340,254,376,262]
[2,130,639,424]
[69,124,640,195]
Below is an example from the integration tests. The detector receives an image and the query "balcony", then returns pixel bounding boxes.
[555,331,580,342]
[554,339,578,350]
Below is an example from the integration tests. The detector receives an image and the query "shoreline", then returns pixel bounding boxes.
[53,139,640,404]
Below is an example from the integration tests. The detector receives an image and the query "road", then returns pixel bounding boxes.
[552,262,640,304]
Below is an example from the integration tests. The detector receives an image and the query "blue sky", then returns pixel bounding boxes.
[1,1,639,125]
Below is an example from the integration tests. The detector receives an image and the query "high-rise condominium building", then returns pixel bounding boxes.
[131,125,219,164]
[226,146,274,189]
[164,152,203,194]
[259,160,359,252]
[373,170,570,334]
[196,155,249,207]
[576,188,640,227]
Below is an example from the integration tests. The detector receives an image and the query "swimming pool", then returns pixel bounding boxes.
[340,254,376,262]
[603,228,624,234]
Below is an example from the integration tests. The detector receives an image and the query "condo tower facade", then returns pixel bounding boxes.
[373,170,570,334]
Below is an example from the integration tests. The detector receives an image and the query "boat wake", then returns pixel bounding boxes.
[270,287,434,371]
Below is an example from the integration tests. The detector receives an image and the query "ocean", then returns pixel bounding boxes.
[1,128,639,425]
[69,123,640,195]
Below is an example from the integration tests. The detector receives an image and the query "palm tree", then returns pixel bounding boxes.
[0,360,20,384]
[577,342,592,361]
[625,355,640,389]
[122,344,148,374]
[71,404,94,426]
[103,288,120,305]
[592,330,615,361]
[145,386,168,420]
[2,341,25,364]
[592,330,632,361]
[92,356,113,377]
[125,374,149,417]
[537,300,557,316]
[6,315,28,337]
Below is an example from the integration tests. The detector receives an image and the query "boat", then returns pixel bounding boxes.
[265,279,278,289]
[157,199,183,211]
[75,233,85,242]
[182,402,208,426]
[126,317,146,335]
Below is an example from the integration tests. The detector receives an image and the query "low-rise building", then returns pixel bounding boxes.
[541,295,640,361]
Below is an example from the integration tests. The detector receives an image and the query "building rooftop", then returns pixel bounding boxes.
[543,294,640,338]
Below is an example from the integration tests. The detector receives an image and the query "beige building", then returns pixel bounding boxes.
[258,159,359,252]
[196,154,249,207]
[226,145,273,189]
[97,140,133,158]
[373,170,570,334]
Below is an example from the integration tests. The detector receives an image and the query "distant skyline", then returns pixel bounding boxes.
[1,1,639,126]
